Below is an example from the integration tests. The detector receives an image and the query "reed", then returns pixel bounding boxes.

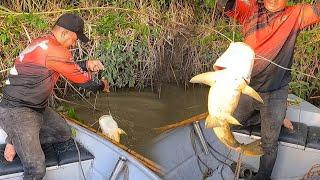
[0,0,319,105]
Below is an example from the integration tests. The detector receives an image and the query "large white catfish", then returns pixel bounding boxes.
[190,42,264,156]
[99,115,126,143]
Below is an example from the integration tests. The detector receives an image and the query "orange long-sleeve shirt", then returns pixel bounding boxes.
[225,0,320,92]
[1,34,104,111]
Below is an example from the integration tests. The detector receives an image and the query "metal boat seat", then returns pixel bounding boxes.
[0,139,94,176]
[278,122,308,146]
[235,121,308,146]
[53,139,94,165]
[231,125,252,135]
[306,126,320,150]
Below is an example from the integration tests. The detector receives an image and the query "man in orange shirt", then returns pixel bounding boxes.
[219,0,320,179]
[0,13,109,179]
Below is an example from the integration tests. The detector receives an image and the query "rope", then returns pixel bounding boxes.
[73,138,87,180]
[199,127,233,167]
[190,128,215,179]
[201,126,237,164]
[219,150,232,180]
[233,151,243,180]
[189,124,238,179]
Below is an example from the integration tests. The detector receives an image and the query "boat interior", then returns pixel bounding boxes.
[149,94,320,180]
[0,117,161,180]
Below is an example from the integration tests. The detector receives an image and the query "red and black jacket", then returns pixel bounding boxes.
[225,0,320,92]
[1,34,104,112]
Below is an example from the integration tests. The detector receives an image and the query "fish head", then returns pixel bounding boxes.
[99,115,118,128]
[98,115,127,143]
[213,65,226,71]
[213,42,255,82]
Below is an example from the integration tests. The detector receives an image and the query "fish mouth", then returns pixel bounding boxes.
[213,65,226,71]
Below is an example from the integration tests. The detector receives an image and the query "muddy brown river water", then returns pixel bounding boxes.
[70,85,208,154]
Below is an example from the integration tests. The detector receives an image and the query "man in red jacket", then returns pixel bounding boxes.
[218,0,320,179]
[0,13,109,179]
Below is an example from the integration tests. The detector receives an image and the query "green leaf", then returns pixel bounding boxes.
[204,0,216,8]
[71,127,77,138]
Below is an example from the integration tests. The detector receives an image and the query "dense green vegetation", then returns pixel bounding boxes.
[0,0,319,105]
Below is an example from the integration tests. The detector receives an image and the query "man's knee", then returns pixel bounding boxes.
[59,125,72,142]
[61,134,72,142]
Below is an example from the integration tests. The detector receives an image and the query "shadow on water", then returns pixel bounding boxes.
[70,85,209,155]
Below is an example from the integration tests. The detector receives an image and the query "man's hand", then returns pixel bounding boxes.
[283,117,294,131]
[101,78,110,93]
[4,143,16,162]
[87,60,104,72]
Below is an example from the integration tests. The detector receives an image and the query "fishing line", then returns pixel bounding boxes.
[106,93,112,115]
[254,55,320,80]
[89,79,113,128]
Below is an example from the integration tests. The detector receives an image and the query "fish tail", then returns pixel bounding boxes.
[213,125,242,151]
[240,139,264,156]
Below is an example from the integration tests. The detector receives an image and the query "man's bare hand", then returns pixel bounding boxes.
[101,78,110,93]
[87,60,104,72]
[283,117,294,130]
[4,143,16,162]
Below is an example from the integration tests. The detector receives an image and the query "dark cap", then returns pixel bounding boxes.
[55,13,89,43]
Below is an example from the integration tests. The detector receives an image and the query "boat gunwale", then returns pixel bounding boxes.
[60,113,164,176]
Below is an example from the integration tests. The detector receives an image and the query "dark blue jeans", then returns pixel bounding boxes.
[0,106,71,180]
[234,85,289,180]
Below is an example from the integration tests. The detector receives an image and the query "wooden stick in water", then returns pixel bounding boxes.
[154,112,208,133]
[60,113,164,176]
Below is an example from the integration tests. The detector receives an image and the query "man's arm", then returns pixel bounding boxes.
[219,0,255,24]
[299,3,320,29]
[77,60,105,72]
[216,0,234,11]
[46,56,107,93]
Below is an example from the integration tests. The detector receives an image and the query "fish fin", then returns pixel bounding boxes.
[190,71,220,86]
[241,139,264,156]
[118,128,127,135]
[113,134,120,143]
[242,85,263,103]
[205,115,223,128]
[225,114,242,126]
